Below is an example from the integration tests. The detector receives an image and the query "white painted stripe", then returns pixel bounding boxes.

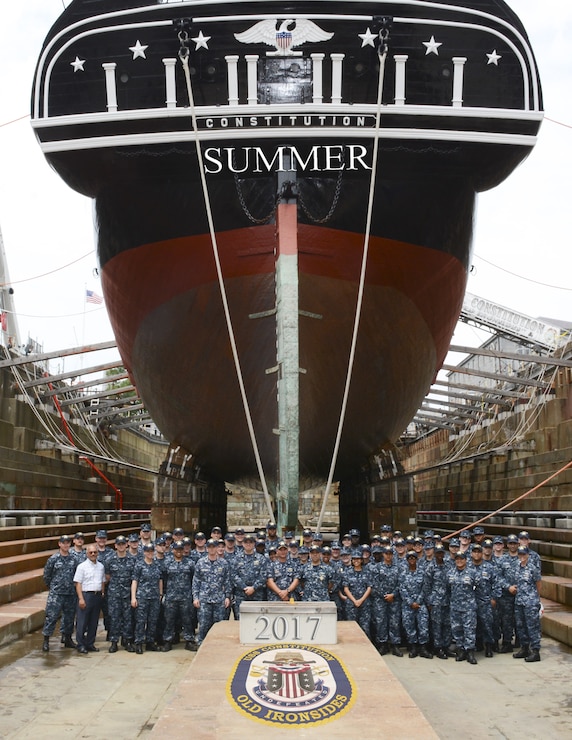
[31,103,543,129]
[35,127,538,154]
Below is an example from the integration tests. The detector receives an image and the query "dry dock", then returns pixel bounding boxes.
[1,622,571,739]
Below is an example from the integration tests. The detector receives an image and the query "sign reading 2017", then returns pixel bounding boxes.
[255,613,322,641]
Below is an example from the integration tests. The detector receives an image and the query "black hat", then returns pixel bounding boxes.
[243,533,255,542]
[115,535,127,544]
[173,527,184,535]
[96,529,108,538]
[140,524,151,532]
[172,541,184,550]
[59,534,72,543]
[143,543,154,552]
[74,532,85,539]
[128,533,139,542]
[195,532,206,539]
[349,528,360,536]
[224,533,235,541]
[206,538,218,547]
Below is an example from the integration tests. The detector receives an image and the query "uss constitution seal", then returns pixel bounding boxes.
[227,643,356,726]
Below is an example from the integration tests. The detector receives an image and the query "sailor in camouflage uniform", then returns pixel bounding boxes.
[497,534,520,652]
[266,541,300,601]
[231,533,268,617]
[299,545,334,602]
[161,540,196,651]
[447,551,478,664]
[341,550,372,639]
[42,535,78,651]
[370,546,402,656]
[131,543,163,653]
[513,545,542,662]
[470,543,501,657]
[423,543,454,659]
[192,539,231,645]
[105,535,135,653]
[399,551,432,659]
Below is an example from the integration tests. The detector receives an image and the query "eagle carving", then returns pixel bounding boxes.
[234,19,334,57]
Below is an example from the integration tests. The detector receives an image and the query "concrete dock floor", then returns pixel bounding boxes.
[1,625,571,739]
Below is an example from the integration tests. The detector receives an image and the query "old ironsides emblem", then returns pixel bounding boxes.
[234,19,334,57]
[227,644,355,726]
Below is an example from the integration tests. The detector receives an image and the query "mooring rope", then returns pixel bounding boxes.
[178,36,275,523]
[316,31,390,533]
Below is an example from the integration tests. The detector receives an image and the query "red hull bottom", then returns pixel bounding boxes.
[102,224,466,483]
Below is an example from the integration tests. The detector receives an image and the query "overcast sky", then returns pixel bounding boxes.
[0,0,570,380]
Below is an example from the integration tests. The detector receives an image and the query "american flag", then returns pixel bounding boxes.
[86,289,103,305]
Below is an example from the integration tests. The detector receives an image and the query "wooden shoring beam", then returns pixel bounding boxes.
[22,360,123,389]
[441,364,548,388]
[449,344,572,368]
[0,340,117,369]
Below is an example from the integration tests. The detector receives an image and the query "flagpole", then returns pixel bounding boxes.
[81,283,86,370]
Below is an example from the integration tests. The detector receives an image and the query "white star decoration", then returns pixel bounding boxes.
[191,31,211,50]
[423,36,442,55]
[486,49,502,66]
[70,56,86,73]
[358,28,377,49]
[129,40,149,60]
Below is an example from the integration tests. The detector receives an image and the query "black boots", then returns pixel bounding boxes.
[467,650,478,665]
[485,643,494,658]
[391,644,403,657]
[513,645,530,659]
[435,647,448,660]
[185,641,198,652]
[146,642,158,651]
[162,641,172,652]
[499,642,513,653]
[109,641,118,653]
[419,644,433,659]
[125,642,135,653]
[63,635,77,649]
[135,643,143,654]
[408,644,419,658]
[42,636,50,652]
[455,649,466,662]
[377,642,390,655]
[525,648,540,662]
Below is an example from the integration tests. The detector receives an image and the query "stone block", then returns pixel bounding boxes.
[0,516,17,527]
[504,517,524,527]
[526,518,550,528]
[47,515,67,525]
[67,515,85,523]
[555,518,572,529]
[22,516,44,526]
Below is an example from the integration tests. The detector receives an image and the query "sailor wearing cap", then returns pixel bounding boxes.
[513,545,542,662]
[299,545,334,602]
[343,550,373,638]
[424,544,455,659]
[497,534,520,653]
[131,543,163,653]
[265,521,279,552]
[139,523,153,550]
[447,552,478,664]
[267,542,300,602]
[71,532,86,562]
[230,533,267,618]
[369,546,402,656]
[41,535,77,652]
[399,551,432,659]
[518,531,541,569]
[106,535,135,653]
[192,539,231,645]
[470,544,501,657]
[161,541,196,652]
